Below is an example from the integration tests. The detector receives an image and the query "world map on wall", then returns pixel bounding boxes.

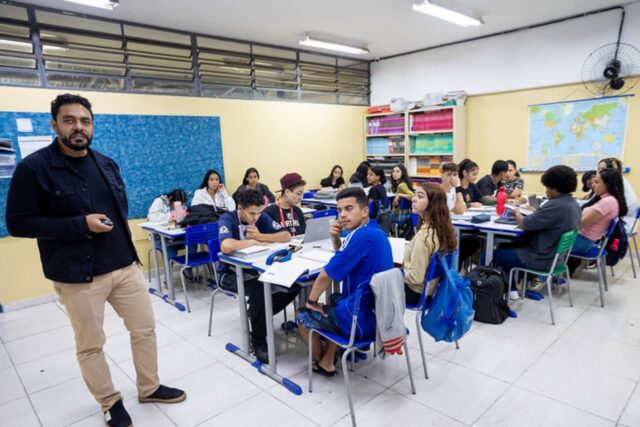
[527,96,629,171]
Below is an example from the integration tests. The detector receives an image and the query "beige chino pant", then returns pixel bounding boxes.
[54,262,159,411]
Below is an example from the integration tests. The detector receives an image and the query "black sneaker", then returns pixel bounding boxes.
[138,385,186,404]
[252,341,269,364]
[105,400,132,427]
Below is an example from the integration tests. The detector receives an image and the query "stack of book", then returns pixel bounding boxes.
[367,114,404,135]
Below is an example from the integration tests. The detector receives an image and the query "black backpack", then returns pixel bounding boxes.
[605,218,629,267]
[178,204,227,227]
[465,266,510,324]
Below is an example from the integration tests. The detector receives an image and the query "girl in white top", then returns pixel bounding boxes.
[192,169,236,211]
[147,189,186,223]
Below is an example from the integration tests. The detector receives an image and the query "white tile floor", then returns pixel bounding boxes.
[1,259,639,427]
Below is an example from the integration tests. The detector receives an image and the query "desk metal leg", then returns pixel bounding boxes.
[147,232,162,293]
[149,235,186,311]
[484,231,495,265]
[226,266,254,362]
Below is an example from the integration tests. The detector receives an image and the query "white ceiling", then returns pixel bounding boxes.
[17,0,633,60]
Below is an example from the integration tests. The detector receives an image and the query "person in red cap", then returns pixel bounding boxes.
[264,173,307,236]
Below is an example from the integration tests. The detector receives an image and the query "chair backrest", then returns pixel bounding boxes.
[368,201,377,219]
[595,218,618,258]
[346,280,374,346]
[411,213,420,228]
[312,208,337,219]
[548,229,578,273]
[303,190,316,199]
[208,237,220,263]
[185,222,219,247]
[398,197,412,211]
[629,207,640,235]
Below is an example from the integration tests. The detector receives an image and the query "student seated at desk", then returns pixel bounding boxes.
[597,157,637,233]
[297,188,393,376]
[264,172,307,236]
[568,168,627,274]
[504,160,526,203]
[349,161,371,188]
[192,169,235,211]
[147,189,192,264]
[147,189,186,223]
[477,160,509,205]
[367,166,388,209]
[320,164,345,190]
[458,159,484,208]
[493,165,581,297]
[404,183,457,305]
[218,189,298,364]
[440,162,466,214]
[232,167,276,205]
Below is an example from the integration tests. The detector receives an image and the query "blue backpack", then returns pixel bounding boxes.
[421,253,475,343]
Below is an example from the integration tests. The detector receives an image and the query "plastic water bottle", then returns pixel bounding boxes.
[496,186,507,215]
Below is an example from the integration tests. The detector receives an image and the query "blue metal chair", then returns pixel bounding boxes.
[405,251,457,379]
[307,277,416,427]
[169,223,219,312]
[312,208,337,219]
[569,219,617,307]
[303,190,316,199]
[625,208,640,279]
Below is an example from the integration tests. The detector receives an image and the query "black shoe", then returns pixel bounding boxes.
[252,341,269,364]
[138,385,186,404]
[105,400,132,427]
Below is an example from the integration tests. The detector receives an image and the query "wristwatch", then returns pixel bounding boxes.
[306,298,318,305]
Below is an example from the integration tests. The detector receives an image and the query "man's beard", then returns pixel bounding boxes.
[59,132,92,151]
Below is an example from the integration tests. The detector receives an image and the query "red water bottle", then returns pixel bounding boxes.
[610,238,620,252]
[496,186,507,215]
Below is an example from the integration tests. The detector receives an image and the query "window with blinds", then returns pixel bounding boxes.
[0,3,370,105]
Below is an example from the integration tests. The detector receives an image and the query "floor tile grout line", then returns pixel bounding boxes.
[615,379,640,426]
[469,293,592,426]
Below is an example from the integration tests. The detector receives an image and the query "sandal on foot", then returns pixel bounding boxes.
[312,362,338,377]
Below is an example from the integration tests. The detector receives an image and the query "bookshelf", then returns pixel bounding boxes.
[364,106,465,182]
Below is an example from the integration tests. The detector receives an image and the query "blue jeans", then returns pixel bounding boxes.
[493,246,527,290]
[570,234,597,256]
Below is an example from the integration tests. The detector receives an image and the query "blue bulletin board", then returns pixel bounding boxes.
[0,112,223,237]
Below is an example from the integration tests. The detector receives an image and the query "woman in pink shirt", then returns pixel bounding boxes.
[570,168,627,260]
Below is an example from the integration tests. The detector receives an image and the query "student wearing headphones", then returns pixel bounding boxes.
[264,173,307,236]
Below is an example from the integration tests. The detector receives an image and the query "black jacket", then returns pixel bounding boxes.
[6,141,139,283]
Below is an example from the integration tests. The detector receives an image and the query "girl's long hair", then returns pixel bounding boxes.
[417,183,457,253]
[242,167,260,186]
[199,169,222,189]
[582,168,628,217]
[391,164,411,193]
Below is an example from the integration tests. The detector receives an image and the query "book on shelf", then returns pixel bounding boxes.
[410,109,453,132]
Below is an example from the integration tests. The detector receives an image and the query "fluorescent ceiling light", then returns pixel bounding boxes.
[412,0,483,27]
[300,35,368,55]
[62,0,119,10]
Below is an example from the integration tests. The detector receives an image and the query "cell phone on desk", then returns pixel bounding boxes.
[289,245,303,253]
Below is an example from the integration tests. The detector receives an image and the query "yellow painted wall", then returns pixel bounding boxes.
[0,86,366,305]
[466,83,639,197]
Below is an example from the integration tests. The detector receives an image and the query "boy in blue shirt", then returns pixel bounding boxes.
[218,189,298,364]
[298,188,393,376]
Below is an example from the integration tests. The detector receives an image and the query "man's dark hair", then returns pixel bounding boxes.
[336,187,368,208]
[442,162,458,174]
[51,94,93,120]
[491,160,509,176]
[237,188,264,208]
[541,165,577,194]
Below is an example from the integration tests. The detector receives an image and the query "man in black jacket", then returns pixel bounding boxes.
[6,94,185,427]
